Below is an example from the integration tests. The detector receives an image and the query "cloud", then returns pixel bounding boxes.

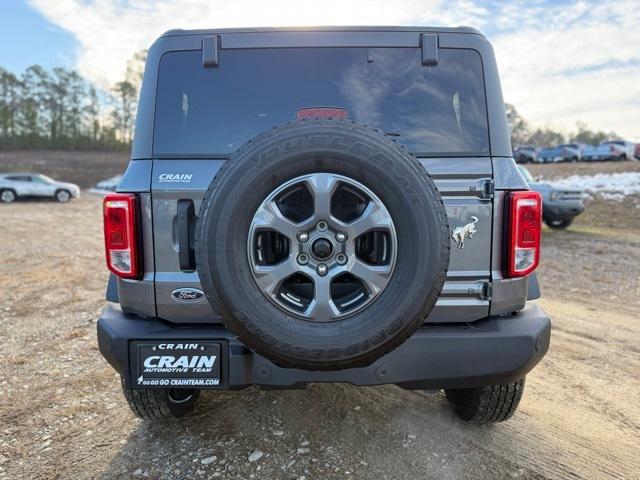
[28,0,640,140]
[492,0,640,139]
[28,0,485,89]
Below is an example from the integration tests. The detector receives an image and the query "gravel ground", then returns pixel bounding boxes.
[1,162,639,479]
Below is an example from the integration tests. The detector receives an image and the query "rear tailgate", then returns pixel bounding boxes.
[151,157,494,324]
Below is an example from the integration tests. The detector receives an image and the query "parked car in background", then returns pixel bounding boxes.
[518,166,584,229]
[635,142,640,160]
[96,174,123,192]
[601,141,635,160]
[562,143,587,157]
[582,141,631,161]
[537,144,581,163]
[513,145,538,164]
[0,173,80,203]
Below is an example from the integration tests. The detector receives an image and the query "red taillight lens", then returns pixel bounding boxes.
[506,191,542,277]
[104,193,139,279]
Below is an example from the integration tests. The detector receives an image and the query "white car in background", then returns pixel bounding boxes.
[0,173,81,203]
[582,140,635,162]
[96,174,124,192]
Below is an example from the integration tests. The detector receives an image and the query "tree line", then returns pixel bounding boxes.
[506,103,621,148]
[0,51,146,151]
[0,57,621,152]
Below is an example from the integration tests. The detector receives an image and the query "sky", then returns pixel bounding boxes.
[0,0,638,140]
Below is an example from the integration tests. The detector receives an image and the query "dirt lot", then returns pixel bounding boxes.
[1,160,639,479]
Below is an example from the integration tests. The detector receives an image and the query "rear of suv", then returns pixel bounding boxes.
[97,26,550,423]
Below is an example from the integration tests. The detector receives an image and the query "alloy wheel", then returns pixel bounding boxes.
[247,173,397,321]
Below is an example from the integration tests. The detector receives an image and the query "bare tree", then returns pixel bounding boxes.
[505,103,530,146]
[0,68,20,143]
[111,80,137,144]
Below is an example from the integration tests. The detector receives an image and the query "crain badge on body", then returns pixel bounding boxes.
[171,288,205,302]
[158,173,193,183]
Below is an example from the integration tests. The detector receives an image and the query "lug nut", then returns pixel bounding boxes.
[297,253,309,265]
[335,232,347,243]
[336,253,347,265]
[297,231,309,243]
[317,221,328,231]
[317,264,328,276]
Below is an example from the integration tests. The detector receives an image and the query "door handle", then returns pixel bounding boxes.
[177,199,196,271]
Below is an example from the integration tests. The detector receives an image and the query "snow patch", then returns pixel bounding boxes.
[549,172,640,201]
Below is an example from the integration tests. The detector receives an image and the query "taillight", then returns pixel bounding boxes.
[506,191,542,277]
[296,107,348,120]
[103,193,139,279]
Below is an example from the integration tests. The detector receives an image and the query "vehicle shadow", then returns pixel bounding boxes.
[1,196,71,204]
[98,383,552,480]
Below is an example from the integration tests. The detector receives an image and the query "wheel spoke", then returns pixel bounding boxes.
[341,201,393,239]
[305,173,340,221]
[252,258,299,297]
[305,275,340,320]
[252,200,303,240]
[349,258,393,296]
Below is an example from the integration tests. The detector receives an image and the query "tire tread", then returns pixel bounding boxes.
[121,379,199,420]
[446,378,525,424]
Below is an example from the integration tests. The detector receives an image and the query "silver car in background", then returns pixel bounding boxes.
[96,174,124,192]
[518,166,584,229]
[0,173,81,203]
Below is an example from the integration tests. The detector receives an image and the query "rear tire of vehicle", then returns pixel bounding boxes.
[619,154,627,162]
[196,119,450,371]
[444,378,526,423]
[55,189,71,203]
[570,157,578,163]
[545,218,573,229]
[122,379,200,420]
[1,189,16,203]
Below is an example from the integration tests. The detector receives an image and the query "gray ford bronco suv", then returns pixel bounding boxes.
[98,26,551,423]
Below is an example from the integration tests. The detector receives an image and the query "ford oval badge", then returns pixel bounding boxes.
[171,288,205,303]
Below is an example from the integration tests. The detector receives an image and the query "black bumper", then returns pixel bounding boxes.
[98,303,551,390]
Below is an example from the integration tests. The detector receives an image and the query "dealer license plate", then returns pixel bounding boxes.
[132,341,221,388]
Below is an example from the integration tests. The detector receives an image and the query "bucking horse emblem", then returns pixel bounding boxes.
[451,216,478,249]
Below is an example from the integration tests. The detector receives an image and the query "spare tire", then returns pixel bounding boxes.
[196,119,449,371]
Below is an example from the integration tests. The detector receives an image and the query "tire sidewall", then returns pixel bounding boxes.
[196,121,449,369]
[56,190,71,203]
[1,189,16,203]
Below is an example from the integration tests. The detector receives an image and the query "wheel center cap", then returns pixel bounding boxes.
[311,238,333,259]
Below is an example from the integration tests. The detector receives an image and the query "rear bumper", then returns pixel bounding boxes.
[97,303,551,390]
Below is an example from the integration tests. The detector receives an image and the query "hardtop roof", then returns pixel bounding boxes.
[161,25,484,38]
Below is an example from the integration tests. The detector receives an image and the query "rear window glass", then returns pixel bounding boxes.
[154,47,489,156]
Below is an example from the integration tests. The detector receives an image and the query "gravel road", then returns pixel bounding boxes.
[1,167,639,479]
